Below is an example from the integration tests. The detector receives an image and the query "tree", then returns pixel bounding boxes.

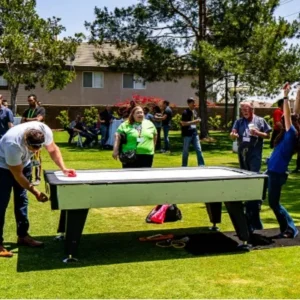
[0,0,83,114]
[85,0,300,138]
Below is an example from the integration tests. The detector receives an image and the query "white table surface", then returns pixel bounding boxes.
[54,168,246,182]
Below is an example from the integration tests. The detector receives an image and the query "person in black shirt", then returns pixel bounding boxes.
[180,98,204,166]
[156,100,172,152]
[21,94,46,186]
[99,106,113,147]
[21,94,46,123]
[74,117,95,147]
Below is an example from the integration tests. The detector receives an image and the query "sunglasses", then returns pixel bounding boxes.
[26,141,44,150]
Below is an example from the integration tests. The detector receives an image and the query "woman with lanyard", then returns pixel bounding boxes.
[267,84,299,239]
[113,106,157,168]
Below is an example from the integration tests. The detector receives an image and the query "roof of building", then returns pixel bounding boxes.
[72,43,140,68]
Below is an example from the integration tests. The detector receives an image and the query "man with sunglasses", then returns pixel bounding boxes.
[0,121,75,257]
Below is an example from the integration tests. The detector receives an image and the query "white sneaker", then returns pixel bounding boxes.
[32,180,41,186]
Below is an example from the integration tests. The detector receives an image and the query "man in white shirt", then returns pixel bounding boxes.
[0,121,75,257]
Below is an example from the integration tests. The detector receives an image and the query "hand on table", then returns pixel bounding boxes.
[62,169,77,177]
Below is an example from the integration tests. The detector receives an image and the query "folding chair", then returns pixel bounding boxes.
[76,134,83,148]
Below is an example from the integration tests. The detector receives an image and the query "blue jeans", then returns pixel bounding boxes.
[182,132,205,167]
[0,164,32,244]
[100,124,109,146]
[267,170,298,236]
[162,125,170,151]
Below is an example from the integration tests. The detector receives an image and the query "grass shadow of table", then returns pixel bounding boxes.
[14,227,243,272]
[15,226,300,273]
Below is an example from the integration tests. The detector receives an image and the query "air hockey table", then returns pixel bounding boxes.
[44,166,268,261]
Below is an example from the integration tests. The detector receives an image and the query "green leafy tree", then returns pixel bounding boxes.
[56,110,70,129]
[85,0,299,138]
[83,107,99,128]
[0,0,83,114]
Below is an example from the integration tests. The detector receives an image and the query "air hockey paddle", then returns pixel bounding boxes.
[67,170,77,177]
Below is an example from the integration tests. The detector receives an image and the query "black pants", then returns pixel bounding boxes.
[122,154,154,168]
[67,128,75,144]
[0,164,32,243]
[155,127,161,151]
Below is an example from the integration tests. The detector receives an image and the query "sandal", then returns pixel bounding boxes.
[0,246,13,258]
[156,237,189,249]
[139,234,174,242]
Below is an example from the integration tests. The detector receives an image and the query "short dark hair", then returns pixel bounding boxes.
[143,107,150,113]
[187,98,195,104]
[28,94,37,102]
[163,100,169,106]
[277,99,284,107]
[25,129,45,148]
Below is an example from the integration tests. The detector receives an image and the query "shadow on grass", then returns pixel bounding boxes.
[13,227,246,272]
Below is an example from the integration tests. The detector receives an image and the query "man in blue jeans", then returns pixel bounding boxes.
[180,98,205,166]
[0,121,75,257]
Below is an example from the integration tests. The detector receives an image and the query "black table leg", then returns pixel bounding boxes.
[63,209,89,263]
[224,201,250,246]
[205,203,222,231]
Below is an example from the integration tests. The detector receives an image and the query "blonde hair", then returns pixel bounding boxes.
[128,106,143,124]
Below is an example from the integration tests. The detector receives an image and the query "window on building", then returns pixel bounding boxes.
[0,75,8,89]
[83,72,104,88]
[123,74,146,89]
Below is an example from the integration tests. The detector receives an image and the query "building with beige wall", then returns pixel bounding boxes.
[0,43,197,107]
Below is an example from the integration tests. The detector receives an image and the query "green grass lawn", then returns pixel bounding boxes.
[1,131,300,299]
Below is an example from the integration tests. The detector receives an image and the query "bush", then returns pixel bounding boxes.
[222,120,233,131]
[264,115,273,128]
[171,113,182,130]
[84,107,99,128]
[56,110,70,129]
[208,115,222,130]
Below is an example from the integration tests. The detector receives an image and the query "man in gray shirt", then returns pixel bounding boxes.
[230,102,271,234]
[0,121,75,257]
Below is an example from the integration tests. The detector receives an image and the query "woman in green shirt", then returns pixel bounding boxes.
[113,106,157,168]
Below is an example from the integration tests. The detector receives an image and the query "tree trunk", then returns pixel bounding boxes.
[198,0,208,139]
[232,75,238,126]
[199,71,209,139]
[10,84,19,115]
[224,73,229,131]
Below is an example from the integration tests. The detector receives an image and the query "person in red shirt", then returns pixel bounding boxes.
[270,99,284,149]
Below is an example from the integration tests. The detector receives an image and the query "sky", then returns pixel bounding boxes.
[35,0,300,42]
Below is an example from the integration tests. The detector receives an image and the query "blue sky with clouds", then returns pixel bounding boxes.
[36,0,299,43]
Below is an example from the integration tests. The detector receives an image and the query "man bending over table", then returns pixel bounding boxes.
[0,121,75,257]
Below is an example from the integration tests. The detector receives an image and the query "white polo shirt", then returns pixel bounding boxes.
[0,121,53,169]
